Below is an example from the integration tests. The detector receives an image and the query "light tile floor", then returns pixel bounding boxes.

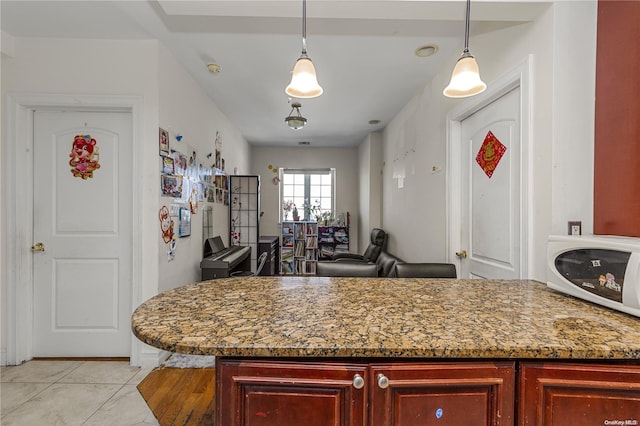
[1,360,159,426]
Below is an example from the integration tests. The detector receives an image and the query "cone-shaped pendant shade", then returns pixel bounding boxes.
[443,0,486,98]
[286,56,323,99]
[443,54,487,98]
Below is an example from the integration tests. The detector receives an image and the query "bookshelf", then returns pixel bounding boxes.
[318,226,350,260]
[280,221,318,275]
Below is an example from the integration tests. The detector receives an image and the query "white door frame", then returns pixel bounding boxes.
[446,56,533,278]
[5,93,143,365]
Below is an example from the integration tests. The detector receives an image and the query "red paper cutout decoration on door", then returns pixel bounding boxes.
[476,130,507,178]
[69,134,101,179]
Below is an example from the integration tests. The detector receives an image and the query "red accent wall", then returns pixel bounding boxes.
[593,0,640,237]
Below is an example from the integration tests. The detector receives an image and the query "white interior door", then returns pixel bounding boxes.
[32,110,132,357]
[458,87,521,279]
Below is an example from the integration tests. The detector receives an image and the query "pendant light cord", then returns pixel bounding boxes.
[463,0,470,54]
[301,0,308,55]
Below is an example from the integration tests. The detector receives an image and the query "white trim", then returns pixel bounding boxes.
[4,93,144,365]
[446,55,533,278]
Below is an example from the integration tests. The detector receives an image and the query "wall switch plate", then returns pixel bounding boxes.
[568,221,582,236]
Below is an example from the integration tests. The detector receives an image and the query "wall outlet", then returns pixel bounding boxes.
[568,221,582,236]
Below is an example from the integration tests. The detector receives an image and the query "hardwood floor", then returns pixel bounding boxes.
[137,367,215,426]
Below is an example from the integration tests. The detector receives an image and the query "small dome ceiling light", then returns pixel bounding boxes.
[415,44,438,58]
[207,63,221,74]
[285,102,307,130]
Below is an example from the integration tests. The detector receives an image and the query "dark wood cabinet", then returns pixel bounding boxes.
[594,1,640,237]
[216,359,367,426]
[369,362,515,426]
[216,359,515,426]
[518,362,640,426]
[217,359,640,426]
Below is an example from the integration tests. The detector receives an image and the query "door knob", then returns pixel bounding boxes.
[352,374,365,389]
[455,250,467,259]
[31,242,45,252]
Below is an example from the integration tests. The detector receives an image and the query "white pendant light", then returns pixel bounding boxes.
[285,0,323,98]
[444,0,486,98]
[285,102,307,130]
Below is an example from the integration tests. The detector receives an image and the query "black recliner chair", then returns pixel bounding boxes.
[331,228,387,263]
[394,262,457,278]
[316,261,379,277]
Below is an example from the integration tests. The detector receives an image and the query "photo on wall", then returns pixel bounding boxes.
[161,174,183,198]
[178,207,191,237]
[162,156,175,174]
[206,184,215,203]
[173,153,188,175]
[159,128,170,156]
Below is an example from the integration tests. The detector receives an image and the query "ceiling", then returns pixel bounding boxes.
[1,0,550,148]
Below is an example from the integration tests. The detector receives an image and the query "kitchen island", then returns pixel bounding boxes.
[132,277,640,425]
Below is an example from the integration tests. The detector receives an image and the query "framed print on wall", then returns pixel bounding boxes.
[162,156,175,174]
[161,174,182,198]
[159,128,170,156]
[178,207,191,237]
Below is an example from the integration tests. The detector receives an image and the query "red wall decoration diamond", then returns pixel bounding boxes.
[476,130,507,178]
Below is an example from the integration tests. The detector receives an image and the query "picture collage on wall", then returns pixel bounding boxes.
[159,127,229,210]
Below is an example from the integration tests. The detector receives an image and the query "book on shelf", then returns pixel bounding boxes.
[306,262,316,274]
[282,235,294,247]
[281,249,294,262]
[281,262,294,274]
[320,246,335,258]
[335,244,349,252]
[282,224,293,235]
[305,236,317,247]
[334,231,348,244]
[295,242,305,257]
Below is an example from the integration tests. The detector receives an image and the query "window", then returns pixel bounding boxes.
[280,168,335,222]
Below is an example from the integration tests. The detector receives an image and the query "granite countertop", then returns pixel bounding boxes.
[131,277,640,359]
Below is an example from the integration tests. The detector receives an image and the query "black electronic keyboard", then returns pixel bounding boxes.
[200,236,251,279]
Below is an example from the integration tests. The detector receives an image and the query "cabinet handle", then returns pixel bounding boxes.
[352,373,365,389]
[377,373,389,389]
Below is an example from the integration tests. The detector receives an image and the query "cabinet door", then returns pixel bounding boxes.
[369,362,515,426]
[217,359,367,426]
[519,362,640,426]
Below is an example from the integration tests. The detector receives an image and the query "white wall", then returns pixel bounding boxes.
[250,146,360,253]
[1,37,249,365]
[550,1,596,237]
[380,1,597,280]
[358,132,383,252]
[0,37,161,364]
[157,45,250,292]
[382,81,457,262]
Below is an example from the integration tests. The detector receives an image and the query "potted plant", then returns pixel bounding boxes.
[320,211,332,226]
[283,200,294,220]
[292,205,300,221]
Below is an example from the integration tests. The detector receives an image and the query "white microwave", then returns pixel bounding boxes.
[547,235,640,318]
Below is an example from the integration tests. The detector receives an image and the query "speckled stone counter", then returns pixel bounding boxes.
[131,277,640,359]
